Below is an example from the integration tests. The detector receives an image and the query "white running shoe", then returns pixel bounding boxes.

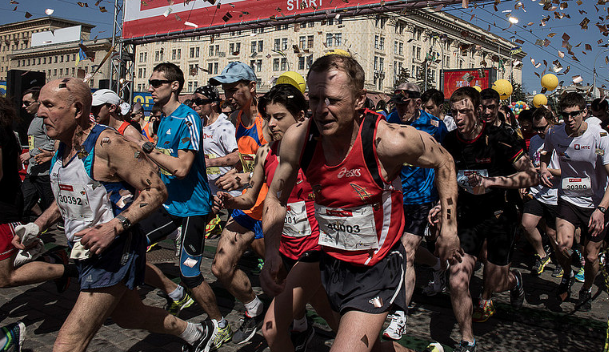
[383,312,407,340]
[422,269,447,296]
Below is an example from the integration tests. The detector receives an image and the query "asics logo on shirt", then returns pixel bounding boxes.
[337,167,361,178]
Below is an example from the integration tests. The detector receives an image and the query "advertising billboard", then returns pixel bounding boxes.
[442,68,497,99]
[0,81,5,97]
[31,26,82,47]
[123,0,466,41]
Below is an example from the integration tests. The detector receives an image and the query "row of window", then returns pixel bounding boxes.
[15,53,78,67]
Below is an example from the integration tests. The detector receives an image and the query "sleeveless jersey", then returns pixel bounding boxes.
[141,121,155,143]
[264,141,320,260]
[50,124,136,242]
[117,121,130,135]
[302,110,404,266]
[235,111,269,220]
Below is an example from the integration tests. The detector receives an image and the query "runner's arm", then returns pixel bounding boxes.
[216,145,268,210]
[480,154,539,189]
[261,122,305,296]
[377,121,461,264]
[589,163,609,237]
[206,150,239,167]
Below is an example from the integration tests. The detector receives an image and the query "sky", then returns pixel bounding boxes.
[1,0,608,95]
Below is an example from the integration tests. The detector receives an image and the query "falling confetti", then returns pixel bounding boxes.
[45,8,54,15]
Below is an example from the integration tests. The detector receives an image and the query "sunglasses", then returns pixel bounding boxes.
[193,98,213,106]
[148,79,173,88]
[533,124,549,132]
[22,100,36,107]
[561,111,582,119]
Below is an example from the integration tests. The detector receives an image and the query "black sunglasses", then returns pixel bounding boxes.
[533,124,549,132]
[22,100,35,107]
[148,79,173,88]
[193,98,213,106]
[561,111,582,119]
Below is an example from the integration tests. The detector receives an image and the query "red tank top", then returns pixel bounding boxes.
[264,141,320,260]
[117,121,130,135]
[302,111,404,266]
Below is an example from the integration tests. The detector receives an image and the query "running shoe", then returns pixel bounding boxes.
[422,342,444,352]
[472,299,495,323]
[552,266,564,278]
[182,321,215,352]
[211,320,232,350]
[557,271,575,303]
[232,312,264,345]
[291,324,315,352]
[422,270,447,296]
[49,249,71,293]
[510,270,525,309]
[532,254,551,275]
[166,292,195,317]
[576,289,592,312]
[575,267,585,283]
[382,312,407,340]
[453,340,476,352]
[1,321,25,352]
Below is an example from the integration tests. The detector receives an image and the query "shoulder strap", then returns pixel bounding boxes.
[361,111,384,189]
[82,124,108,153]
[300,120,319,173]
[117,121,130,135]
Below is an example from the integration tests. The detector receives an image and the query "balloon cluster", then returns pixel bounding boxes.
[510,100,529,116]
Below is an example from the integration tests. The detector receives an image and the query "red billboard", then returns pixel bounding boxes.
[123,0,467,41]
[442,68,497,99]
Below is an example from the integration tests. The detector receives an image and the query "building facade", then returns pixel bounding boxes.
[0,17,112,88]
[131,8,525,98]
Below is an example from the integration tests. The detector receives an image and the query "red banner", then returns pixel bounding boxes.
[442,68,497,99]
[123,0,462,41]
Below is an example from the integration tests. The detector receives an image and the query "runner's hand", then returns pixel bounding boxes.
[213,192,234,211]
[260,252,286,297]
[215,169,249,191]
[427,204,442,226]
[12,223,41,249]
[435,230,463,265]
[589,209,606,238]
[75,221,119,256]
[539,168,553,188]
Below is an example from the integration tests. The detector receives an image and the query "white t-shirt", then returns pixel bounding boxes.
[203,113,240,197]
[528,134,558,205]
[586,116,602,126]
[543,122,609,208]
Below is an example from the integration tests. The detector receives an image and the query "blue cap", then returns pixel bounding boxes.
[210,62,257,85]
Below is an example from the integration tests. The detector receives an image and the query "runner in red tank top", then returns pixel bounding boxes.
[90,89,147,144]
[214,83,338,351]
[262,54,461,352]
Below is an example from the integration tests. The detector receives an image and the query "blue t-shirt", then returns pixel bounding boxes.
[387,109,447,205]
[156,104,212,216]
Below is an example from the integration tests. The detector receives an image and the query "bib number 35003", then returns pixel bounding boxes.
[314,204,378,251]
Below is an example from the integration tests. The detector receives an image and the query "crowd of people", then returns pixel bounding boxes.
[0,52,607,352]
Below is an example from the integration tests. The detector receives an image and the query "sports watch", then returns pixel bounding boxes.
[142,142,155,154]
[116,215,132,230]
[598,206,607,214]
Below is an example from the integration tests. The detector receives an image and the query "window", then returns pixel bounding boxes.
[250,60,256,70]
[281,38,288,50]
[299,36,306,49]
[190,47,199,58]
[334,33,342,46]
[256,59,262,72]
[379,37,384,50]
[140,52,144,62]
[155,51,160,61]
[326,34,333,47]
[251,41,257,54]
[274,39,280,51]
[54,56,58,63]
[399,42,404,56]
[375,35,379,49]
[72,67,75,76]
[394,41,398,55]
[53,68,57,76]
[188,64,197,76]
[281,58,287,71]
[208,62,213,74]
[379,57,384,72]
[214,62,218,74]
[374,56,378,71]
[258,40,263,52]
[66,55,70,62]
[188,81,193,92]
[273,58,279,71]
[307,35,314,48]
[172,49,177,60]
[59,68,63,76]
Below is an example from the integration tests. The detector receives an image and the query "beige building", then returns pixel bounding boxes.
[0,17,112,88]
[131,8,525,97]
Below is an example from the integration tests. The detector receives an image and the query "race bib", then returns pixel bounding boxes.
[56,184,93,220]
[315,203,378,251]
[561,177,593,197]
[157,148,173,176]
[283,201,312,238]
[205,153,220,175]
[28,135,35,151]
[240,153,256,173]
[457,169,490,195]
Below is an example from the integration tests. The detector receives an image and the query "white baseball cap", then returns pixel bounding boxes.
[91,89,121,106]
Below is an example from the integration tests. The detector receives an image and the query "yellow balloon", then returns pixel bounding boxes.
[492,79,513,100]
[533,94,548,108]
[541,74,559,91]
[473,86,482,92]
[325,49,351,57]
[276,71,306,94]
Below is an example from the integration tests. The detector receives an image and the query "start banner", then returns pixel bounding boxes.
[123,0,464,41]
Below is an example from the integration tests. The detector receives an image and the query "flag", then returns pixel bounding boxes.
[75,45,87,66]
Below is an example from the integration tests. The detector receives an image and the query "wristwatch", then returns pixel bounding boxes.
[598,206,607,214]
[142,141,155,154]
[116,215,132,230]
